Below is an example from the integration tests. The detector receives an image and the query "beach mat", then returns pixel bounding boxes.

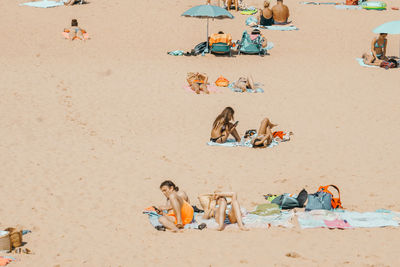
[184,85,221,94]
[207,132,291,148]
[356,58,379,68]
[20,0,64,8]
[335,5,362,9]
[228,82,264,93]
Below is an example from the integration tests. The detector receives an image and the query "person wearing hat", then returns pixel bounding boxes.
[250,29,268,48]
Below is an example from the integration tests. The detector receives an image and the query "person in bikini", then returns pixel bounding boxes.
[199,191,248,231]
[362,33,388,66]
[64,19,86,41]
[210,107,240,143]
[187,72,209,94]
[251,117,277,148]
[259,1,274,26]
[272,0,290,25]
[156,180,194,232]
[234,75,255,92]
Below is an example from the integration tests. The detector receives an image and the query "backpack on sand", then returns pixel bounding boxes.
[271,189,308,210]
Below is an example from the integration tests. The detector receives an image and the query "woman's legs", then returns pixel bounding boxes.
[191,83,201,94]
[227,193,248,231]
[200,84,210,94]
[362,53,382,66]
[215,197,228,231]
[168,192,184,228]
[258,117,276,135]
[247,75,255,90]
[159,215,180,232]
[218,122,240,143]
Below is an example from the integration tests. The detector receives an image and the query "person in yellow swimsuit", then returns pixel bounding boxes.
[156,180,194,232]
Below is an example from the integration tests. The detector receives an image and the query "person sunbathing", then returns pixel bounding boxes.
[362,33,388,66]
[187,72,209,94]
[259,1,274,26]
[234,75,255,92]
[155,180,194,232]
[64,19,86,41]
[227,0,238,11]
[272,0,290,25]
[199,191,248,231]
[210,107,240,143]
[251,117,277,148]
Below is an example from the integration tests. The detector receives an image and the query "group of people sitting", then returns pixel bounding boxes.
[210,107,281,148]
[259,0,290,26]
[155,180,248,232]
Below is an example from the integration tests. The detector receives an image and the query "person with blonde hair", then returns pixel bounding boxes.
[259,0,274,26]
[187,72,209,94]
[198,191,248,231]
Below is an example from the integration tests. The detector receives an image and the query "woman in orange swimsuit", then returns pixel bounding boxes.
[156,180,194,232]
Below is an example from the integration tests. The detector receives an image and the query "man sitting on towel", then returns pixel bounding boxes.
[272,0,290,25]
[209,31,233,47]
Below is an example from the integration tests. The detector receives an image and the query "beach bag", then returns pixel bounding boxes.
[380,59,398,69]
[271,194,300,209]
[245,16,258,27]
[306,185,342,211]
[215,76,229,87]
[4,228,22,249]
[193,42,207,55]
[346,0,358,5]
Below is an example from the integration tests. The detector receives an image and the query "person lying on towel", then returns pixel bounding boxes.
[362,33,388,66]
[272,0,290,25]
[210,107,241,143]
[250,117,278,148]
[187,72,209,94]
[63,19,87,41]
[234,75,255,92]
[199,191,248,231]
[154,180,194,232]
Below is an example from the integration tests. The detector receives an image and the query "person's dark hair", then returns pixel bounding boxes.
[160,180,179,191]
[380,33,387,36]
[213,107,234,129]
[251,29,261,35]
[218,31,224,34]
[71,19,78,27]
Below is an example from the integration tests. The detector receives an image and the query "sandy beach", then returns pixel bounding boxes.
[1,0,400,266]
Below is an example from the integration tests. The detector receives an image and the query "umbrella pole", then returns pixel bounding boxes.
[206,18,209,53]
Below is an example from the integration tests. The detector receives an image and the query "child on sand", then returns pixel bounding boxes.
[64,19,87,41]
[155,180,194,232]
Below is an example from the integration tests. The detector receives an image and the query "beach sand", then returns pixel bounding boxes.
[1,0,400,266]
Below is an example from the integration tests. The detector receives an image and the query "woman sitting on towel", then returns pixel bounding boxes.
[250,29,268,48]
[199,191,248,231]
[210,107,240,143]
[187,72,209,94]
[362,33,388,66]
[64,19,86,41]
[259,1,274,26]
[251,117,277,148]
[155,180,194,232]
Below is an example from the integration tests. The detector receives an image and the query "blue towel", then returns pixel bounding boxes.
[335,5,362,9]
[168,50,184,56]
[356,58,379,68]
[228,82,264,93]
[207,137,279,148]
[260,25,298,31]
[20,0,64,8]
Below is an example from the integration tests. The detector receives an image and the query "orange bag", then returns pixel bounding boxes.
[346,0,358,5]
[318,185,343,209]
[215,76,229,87]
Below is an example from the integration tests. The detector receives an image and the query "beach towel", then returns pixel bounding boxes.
[184,85,221,94]
[143,208,203,230]
[250,203,281,216]
[300,1,339,4]
[196,210,294,229]
[20,0,64,8]
[259,25,298,31]
[228,82,264,93]
[208,131,290,148]
[62,32,90,40]
[356,58,379,68]
[240,8,258,15]
[297,209,400,229]
[335,4,363,9]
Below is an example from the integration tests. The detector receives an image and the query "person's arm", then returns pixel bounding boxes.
[383,38,387,58]
[213,192,236,199]
[371,38,377,58]
[204,74,208,85]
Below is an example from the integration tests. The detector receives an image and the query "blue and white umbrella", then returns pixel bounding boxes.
[182,5,234,52]
[373,21,400,57]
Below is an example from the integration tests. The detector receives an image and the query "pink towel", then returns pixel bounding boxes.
[324,219,351,229]
[62,32,90,40]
